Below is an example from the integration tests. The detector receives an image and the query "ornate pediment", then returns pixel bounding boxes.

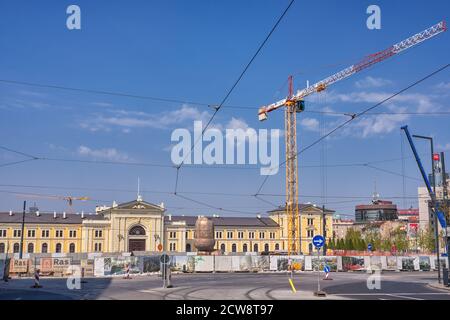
[115,199,165,212]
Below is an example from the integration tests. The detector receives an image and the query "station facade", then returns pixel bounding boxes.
[0,197,334,255]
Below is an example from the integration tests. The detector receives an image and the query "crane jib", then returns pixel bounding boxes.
[258,20,447,118]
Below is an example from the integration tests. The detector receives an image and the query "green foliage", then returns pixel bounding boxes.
[418,227,435,252]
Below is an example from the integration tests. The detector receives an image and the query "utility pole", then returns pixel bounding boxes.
[440,151,449,281]
[19,201,26,259]
[322,205,327,256]
[412,134,440,283]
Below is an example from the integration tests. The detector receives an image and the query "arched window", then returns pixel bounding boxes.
[253,243,258,252]
[69,243,76,253]
[243,244,248,252]
[186,243,191,252]
[232,243,237,253]
[220,243,226,252]
[0,243,5,253]
[264,243,269,252]
[27,243,34,253]
[41,243,48,253]
[55,243,62,253]
[275,243,280,251]
[129,225,146,236]
[13,243,19,253]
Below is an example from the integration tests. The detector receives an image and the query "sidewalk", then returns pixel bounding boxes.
[428,282,450,292]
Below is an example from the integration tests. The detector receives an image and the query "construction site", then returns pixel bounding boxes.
[0,0,449,310]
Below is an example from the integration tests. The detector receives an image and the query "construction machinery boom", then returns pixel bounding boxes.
[258,21,446,255]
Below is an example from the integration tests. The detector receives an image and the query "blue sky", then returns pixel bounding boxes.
[0,0,449,218]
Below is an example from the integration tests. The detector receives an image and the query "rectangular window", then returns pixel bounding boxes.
[55,230,63,238]
[94,230,103,238]
[238,231,244,239]
[13,230,21,238]
[307,218,314,226]
[169,232,176,239]
[41,230,49,238]
[27,230,36,238]
[94,242,102,252]
[186,231,189,239]
[215,231,222,239]
[0,230,6,237]
[227,231,233,239]
[69,230,77,238]
[269,232,275,239]
[259,232,265,239]
[249,232,254,239]
[307,230,314,238]
[169,242,176,251]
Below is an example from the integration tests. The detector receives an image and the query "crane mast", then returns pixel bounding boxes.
[258,21,446,256]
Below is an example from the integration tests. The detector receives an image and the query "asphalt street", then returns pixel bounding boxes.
[0,272,449,300]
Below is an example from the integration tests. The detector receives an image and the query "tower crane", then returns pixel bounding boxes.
[258,21,447,255]
[17,193,90,213]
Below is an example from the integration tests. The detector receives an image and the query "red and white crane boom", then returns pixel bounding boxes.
[258,21,447,121]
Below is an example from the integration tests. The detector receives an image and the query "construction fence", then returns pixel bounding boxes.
[1,253,448,278]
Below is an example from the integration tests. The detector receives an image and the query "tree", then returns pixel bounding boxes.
[418,227,435,253]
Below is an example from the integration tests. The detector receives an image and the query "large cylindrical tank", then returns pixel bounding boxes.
[194,216,215,252]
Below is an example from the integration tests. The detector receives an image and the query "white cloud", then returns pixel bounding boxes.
[353,105,409,138]
[436,82,450,90]
[80,104,211,132]
[300,117,320,132]
[355,76,392,88]
[77,145,131,162]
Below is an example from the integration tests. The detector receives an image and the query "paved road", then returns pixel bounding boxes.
[0,272,448,300]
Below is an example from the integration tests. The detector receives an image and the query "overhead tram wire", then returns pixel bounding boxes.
[175,0,295,169]
[254,63,450,196]
[1,77,450,116]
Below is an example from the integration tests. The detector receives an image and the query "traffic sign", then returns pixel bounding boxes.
[157,244,163,252]
[312,235,325,248]
[323,265,330,273]
[160,253,170,264]
[367,243,373,252]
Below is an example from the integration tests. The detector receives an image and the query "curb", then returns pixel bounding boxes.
[427,282,450,292]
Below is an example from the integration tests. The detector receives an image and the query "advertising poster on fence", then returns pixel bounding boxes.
[431,257,448,270]
[94,257,105,276]
[386,256,397,270]
[191,256,213,272]
[171,256,189,272]
[52,258,72,273]
[94,257,139,276]
[312,256,337,271]
[342,256,365,271]
[368,256,382,270]
[9,259,29,273]
[269,256,278,271]
[399,257,419,271]
[252,256,269,271]
[139,256,161,273]
[419,256,431,271]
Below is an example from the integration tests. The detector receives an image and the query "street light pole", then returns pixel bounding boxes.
[413,134,440,284]
[19,201,26,259]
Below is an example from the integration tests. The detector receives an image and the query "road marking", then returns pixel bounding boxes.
[288,278,297,293]
[386,294,423,300]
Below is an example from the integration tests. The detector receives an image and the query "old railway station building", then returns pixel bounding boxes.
[0,196,334,255]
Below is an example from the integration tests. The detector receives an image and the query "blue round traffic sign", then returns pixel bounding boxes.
[312,235,325,248]
[368,243,373,251]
